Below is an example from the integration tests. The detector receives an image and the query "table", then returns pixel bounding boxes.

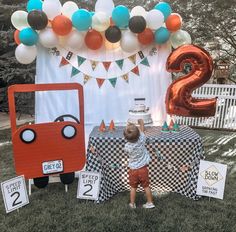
[86,126,204,203]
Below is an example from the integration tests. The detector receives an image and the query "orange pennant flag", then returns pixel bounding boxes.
[131,66,140,76]
[59,57,69,67]
[96,78,105,88]
[103,61,111,71]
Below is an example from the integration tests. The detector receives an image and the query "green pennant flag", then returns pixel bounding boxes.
[116,59,124,70]
[77,56,86,67]
[71,67,80,77]
[109,78,117,88]
[140,57,150,67]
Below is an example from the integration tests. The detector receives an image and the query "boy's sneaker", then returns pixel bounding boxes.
[143,202,155,209]
[129,203,136,209]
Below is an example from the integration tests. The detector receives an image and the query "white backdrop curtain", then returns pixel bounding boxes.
[35,44,172,142]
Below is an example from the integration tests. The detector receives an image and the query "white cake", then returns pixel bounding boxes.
[128,98,153,125]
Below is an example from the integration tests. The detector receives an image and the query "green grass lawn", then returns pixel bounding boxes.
[0,128,236,232]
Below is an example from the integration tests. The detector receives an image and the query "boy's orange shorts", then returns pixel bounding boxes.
[128,165,150,188]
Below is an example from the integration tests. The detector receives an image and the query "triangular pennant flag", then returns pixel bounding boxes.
[91,60,98,71]
[59,57,69,67]
[109,78,117,88]
[77,56,86,67]
[103,61,111,71]
[140,57,150,67]
[71,67,80,77]
[131,66,140,76]
[128,54,136,65]
[84,74,91,85]
[96,78,105,88]
[116,59,124,70]
[138,51,145,59]
[169,119,175,130]
[122,74,129,83]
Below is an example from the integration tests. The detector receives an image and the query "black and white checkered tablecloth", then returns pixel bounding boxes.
[86,126,204,203]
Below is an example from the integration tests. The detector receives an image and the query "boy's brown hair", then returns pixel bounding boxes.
[123,124,140,143]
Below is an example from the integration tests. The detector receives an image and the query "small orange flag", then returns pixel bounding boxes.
[99,120,106,132]
[109,120,115,131]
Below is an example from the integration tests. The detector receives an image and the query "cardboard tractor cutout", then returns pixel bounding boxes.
[8,83,86,188]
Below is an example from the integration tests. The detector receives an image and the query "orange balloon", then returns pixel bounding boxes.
[14,30,21,45]
[85,30,103,50]
[138,28,154,45]
[52,15,72,36]
[165,13,182,32]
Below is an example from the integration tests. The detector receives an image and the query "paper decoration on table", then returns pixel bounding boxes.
[179,165,190,173]
[173,122,180,132]
[99,120,106,132]
[169,119,174,130]
[109,120,115,131]
[110,163,120,169]
[161,121,169,132]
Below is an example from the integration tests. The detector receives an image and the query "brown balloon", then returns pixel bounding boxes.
[165,44,217,117]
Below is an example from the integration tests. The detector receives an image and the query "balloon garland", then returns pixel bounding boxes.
[11,0,192,64]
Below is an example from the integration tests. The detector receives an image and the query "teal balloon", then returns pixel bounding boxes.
[27,0,43,12]
[19,27,39,46]
[90,11,95,17]
[155,27,170,44]
[112,5,130,28]
[72,9,92,31]
[154,2,172,20]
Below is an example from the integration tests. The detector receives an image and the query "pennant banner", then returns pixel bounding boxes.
[78,56,86,67]
[122,74,129,83]
[140,57,150,67]
[84,74,91,85]
[131,66,140,76]
[109,78,117,88]
[128,54,136,65]
[91,60,99,71]
[71,67,80,77]
[59,57,69,67]
[103,61,111,71]
[116,59,124,70]
[96,78,105,88]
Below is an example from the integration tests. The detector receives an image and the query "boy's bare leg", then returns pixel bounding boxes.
[144,187,153,203]
[130,187,137,204]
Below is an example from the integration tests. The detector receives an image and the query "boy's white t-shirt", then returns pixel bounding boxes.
[124,132,151,169]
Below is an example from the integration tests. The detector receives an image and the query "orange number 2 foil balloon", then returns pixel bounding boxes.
[166,45,217,117]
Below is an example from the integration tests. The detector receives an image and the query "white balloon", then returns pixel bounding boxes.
[15,44,37,64]
[92,12,110,32]
[130,6,147,18]
[11,11,29,30]
[120,31,139,53]
[146,9,164,30]
[95,0,114,17]
[62,1,78,19]
[170,30,192,49]
[39,28,59,48]
[65,30,84,51]
[42,0,62,20]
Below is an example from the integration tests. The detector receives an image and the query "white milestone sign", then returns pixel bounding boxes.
[1,176,29,213]
[77,171,101,200]
[196,160,227,200]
